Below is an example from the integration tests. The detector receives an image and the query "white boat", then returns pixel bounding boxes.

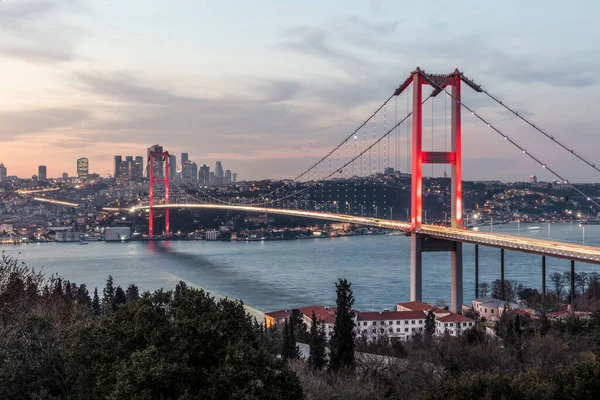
[527,226,541,230]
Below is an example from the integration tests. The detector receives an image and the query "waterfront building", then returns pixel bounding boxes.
[472,297,533,321]
[77,157,89,179]
[0,162,6,182]
[38,165,47,182]
[205,230,218,240]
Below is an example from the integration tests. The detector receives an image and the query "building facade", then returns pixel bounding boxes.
[0,162,6,182]
[77,157,89,179]
[38,165,47,182]
[199,164,210,185]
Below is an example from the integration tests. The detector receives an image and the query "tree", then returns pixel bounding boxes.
[125,283,139,303]
[76,284,91,308]
[102,275,115,313]
[424,310,436,336]
[478,282,489,297]
[113,286,127,310]
[92,288,100,315]
[282,317,300,360]
[308,311,327,370]
[329,278,356,371]
[550,272,566,306]
[491,279,517,301]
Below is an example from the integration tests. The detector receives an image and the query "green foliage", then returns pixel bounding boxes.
[92,287,100,316]
[102,274,115,313]
[308,311,327,370]
[424,310,436,336]
[329,278,356,371]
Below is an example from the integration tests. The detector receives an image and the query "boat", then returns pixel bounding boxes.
[527,226,541,230]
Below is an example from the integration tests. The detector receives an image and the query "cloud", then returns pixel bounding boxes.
[0,0,86,64]
[0,108,90,139]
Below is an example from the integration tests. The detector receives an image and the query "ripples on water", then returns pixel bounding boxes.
[3,223,599,312]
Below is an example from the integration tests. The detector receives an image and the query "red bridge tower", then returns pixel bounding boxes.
[148,150,170,237]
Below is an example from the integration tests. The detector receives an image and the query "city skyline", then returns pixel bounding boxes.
[1,1,600,182]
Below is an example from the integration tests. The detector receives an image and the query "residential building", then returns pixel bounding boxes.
[38,165,47,182]
[0,162,6,182]
[472,297,534,321]
[115,155,144,180]
[132,156,144,179]
[435,313,475,336]
[355,310,427,341]
[77,157,89,179]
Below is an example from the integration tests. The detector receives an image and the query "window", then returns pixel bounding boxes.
[396,328,401,332]
[388,328,393,333]
[372,329,376,333]
[411,328,415,332]
[450,323,454,327]
[363,322,367,326]
[362,329,367,334]
[380,329,384,333]
[491,309,494,313]
[485,308,487,313]
[405,320,409,325]
[444,323,448,327]
[463,322,467,327]
[419,320,423,324]
[468,322,473,327]
[396,320,401,325]
[411,320,415,325]
[373,321,377,326]
[388,321,393,325]
[419,327,423,332]
[405,328,409,332]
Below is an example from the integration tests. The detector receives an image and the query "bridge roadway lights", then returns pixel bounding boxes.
[410,233,463,314]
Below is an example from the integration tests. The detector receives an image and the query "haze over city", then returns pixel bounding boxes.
[2,0,600,181]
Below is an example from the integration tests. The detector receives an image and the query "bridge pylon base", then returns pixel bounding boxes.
[410,233,463,314]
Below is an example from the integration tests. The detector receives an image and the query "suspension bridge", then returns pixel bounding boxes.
[28,67,600,313]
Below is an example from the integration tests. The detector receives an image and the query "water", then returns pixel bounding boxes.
[2,222,599,312]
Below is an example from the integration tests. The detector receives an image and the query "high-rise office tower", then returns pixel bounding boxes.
[225,169,232,183]
[114,156,123,179]
[0,163,7,182]
[77,157,89,179]
[215,161,224,185]
[124,156,134,178]
[209,171,215,183]
[132,156,144,179]
[62,172,68,180]
[169,155,177,180]
[181,153,189,164]
[232,172,238,183]
[38,165,47,182]
[146,144,164,178]
[199,164,210,185]
[182,161,198,180]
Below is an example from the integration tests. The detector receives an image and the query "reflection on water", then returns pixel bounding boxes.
[2,222,599,312]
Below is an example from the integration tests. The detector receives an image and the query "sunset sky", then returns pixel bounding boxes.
[1,0,600,181]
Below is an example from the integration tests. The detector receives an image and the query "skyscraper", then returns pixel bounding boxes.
[133,156,144,179]
[62,172,68,181]
[38,165,47,182]
[147,144,164,178]
[225,169,232,183]
[0,163,6,182]
[114,156,123,179]
[77,157,89,179]
[169,154,177,180]
[215,161,224,185]
[209,171,215,184]
[232,172,238,183]
[199,164,210,185]
[181,153,189,164]
[182,161,198,180]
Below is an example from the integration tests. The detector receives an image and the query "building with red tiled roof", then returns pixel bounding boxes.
[396,301,436,312]
[355,310,429,341]
[264,305,336,329]
[435,312,475,336]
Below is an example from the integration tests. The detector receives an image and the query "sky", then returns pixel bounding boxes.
[1,0,600,182]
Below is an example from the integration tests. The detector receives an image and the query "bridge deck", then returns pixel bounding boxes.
[134,204,600,265]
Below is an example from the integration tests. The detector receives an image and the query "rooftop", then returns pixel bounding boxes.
[356,310,426,321]
[437,313,474,323]
[397,301,435,311]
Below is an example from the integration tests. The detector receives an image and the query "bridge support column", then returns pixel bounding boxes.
[475,244,479,298]
[571,260,575,309]
[410,232,423,301]
[542,256,546,308]
[500,248,505,299]
[451,242,463,314]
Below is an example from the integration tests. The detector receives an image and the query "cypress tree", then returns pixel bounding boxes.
[308,311,327,370]
[282,318,290,359]
[329,278,356,371]
[76,284,91,307]
[92,287,100,316]
[102,275,115,313]
[424,310,436,336]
